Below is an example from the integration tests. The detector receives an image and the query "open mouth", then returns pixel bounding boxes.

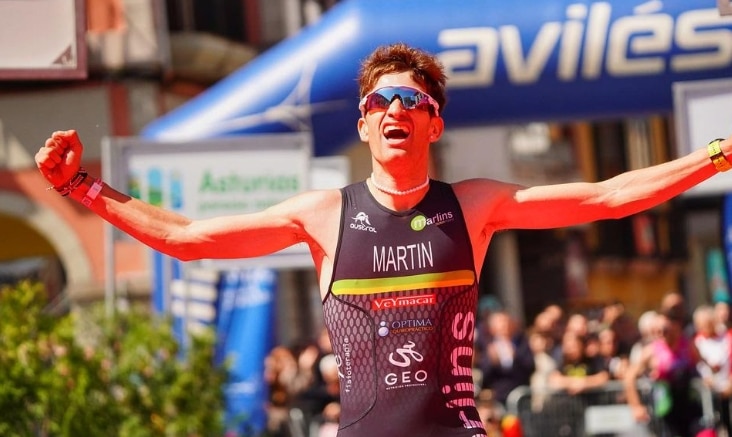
[384,126,410,140]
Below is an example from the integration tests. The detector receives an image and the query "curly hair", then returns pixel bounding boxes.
[357,43,447,113]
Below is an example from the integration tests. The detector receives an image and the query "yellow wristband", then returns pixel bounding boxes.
[708,138,732,172]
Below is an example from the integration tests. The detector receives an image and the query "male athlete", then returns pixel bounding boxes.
[36,43,732,437]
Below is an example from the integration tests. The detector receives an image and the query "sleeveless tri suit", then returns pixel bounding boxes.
[322,180,487,437]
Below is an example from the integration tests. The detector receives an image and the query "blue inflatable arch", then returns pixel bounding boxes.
[142,0,732,155]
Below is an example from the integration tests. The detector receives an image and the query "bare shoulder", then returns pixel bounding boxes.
[285,188,343,283]
[277,188,342,226]
[450,178,519,219]
[284,188,343,247]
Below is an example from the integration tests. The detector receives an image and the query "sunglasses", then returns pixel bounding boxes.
[359,86,440,116]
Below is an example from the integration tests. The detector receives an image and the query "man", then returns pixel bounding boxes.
[36,43,732,437]
[624,308,705,437]
[478,311,534,410]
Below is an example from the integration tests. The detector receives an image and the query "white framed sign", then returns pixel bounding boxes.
[0,0,86,79]
[102,133,314,267]
[673,78,732,196]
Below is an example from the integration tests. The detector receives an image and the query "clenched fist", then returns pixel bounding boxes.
[35,130,84,189]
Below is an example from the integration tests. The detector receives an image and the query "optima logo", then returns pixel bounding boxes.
[410,211,454,231]
[377,318,435,336]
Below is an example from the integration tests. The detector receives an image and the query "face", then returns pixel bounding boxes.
[694,312,715,336]
[562,334,583,361]
[598,330,616,356]
[489,313,512,338]
[357,72,444,167]
[715,302,729,324]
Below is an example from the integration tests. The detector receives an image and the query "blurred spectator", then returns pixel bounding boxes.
[475,295,503,349]
[693,305,732,435]
[312,354,341,437]
[531,310,558,364]
[543,304,566,349]
[263,345,303,437]
[544,331,609,436]
[549,331,609,395]
[527,328,556,412]
[318,401,341,437]
[476,389,503,437]
[479,311,535,410]
[629,310,660,366]
[585,331,600,359]
[600,300,625,329]
[560,312,592,361]
[661,290,694,337]
[597,327,629,380]
[713,291,732,335]
[565,313,590,340]
[292,328,337,431]
[608,306,639,358]
[624,308,706,437]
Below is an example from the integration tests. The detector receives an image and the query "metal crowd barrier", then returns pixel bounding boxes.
[505,379,715,437]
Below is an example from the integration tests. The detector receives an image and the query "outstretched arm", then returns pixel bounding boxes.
[624,345,652,423]
[458,136,731,232]
[35,130,338,262]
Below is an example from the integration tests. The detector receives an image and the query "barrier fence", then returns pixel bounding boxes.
[505,379,716,437]
[284,379,721,437]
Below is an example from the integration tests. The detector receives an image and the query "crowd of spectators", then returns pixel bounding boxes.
[262,290,732,437]
[475,291,732,437]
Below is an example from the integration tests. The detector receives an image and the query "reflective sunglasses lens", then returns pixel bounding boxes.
[364,87,435,113]
[365,92,392,111]
[402,94,430,110]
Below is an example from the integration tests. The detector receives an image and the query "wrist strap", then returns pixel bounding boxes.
[81,178,104,207]
[54,168,88,196]
[708,138,732,172]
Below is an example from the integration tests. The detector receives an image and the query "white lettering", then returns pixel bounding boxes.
[384,370,429,387]
[582,2,611,79]
[437,3,732,87]
[501,22,562,84]
[673,9,732,71]
[558,4,587,81]
[438,28,499,86]
[607,14,672,76]
[336,337,353,393]
[373,242,433,273]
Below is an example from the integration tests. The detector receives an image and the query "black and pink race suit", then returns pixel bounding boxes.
[322,180,486,437]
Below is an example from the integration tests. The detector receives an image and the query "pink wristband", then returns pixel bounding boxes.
[82,178,103,207]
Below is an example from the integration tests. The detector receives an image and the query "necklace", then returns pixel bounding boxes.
[370,172,430,196]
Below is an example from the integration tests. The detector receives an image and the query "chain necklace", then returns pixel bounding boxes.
[370,172,430,196]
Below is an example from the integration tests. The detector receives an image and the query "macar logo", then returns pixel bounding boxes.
[350,211,377,233]
[371,293,436,311]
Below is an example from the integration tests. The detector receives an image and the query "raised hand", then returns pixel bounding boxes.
[35,130,84,189]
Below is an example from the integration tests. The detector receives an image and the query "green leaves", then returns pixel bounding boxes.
[0,280,228,437]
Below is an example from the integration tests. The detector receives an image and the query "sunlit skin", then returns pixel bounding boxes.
[36,74,730,303]
[358,71,444,204]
